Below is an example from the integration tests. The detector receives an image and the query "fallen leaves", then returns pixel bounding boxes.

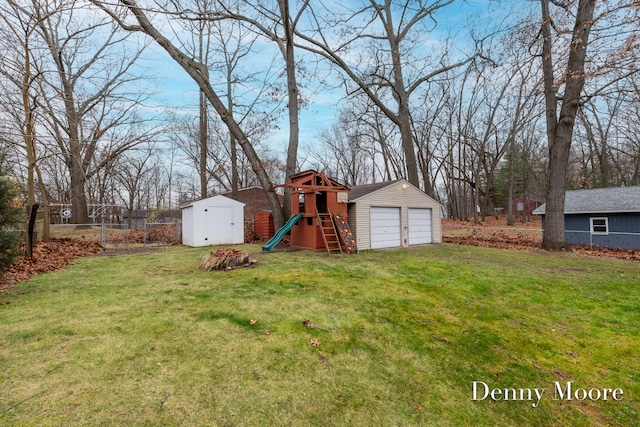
[302,319,343,333]
[443,219,640,261]
[1,238,104,290]
[433,335,449,343]
[110,224,178,245]
[302,319,316,329]
[250,319,258,325]
[309,338,321,346]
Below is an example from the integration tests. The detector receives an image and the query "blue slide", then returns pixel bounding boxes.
[262,213,304,252]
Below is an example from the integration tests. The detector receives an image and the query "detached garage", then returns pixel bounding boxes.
[347,180,442,250]
[181,195,245,247]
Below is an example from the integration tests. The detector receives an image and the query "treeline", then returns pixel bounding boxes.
[1,0,638,237]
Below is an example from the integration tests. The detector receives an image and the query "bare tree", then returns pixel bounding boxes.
[168,0,215,199]
[538,0,602,249]
[306,110,376,187]
[293,0,478,190]
[112,143,170,212]
[92,0,286,228]
[34,1,156,224]
[113,145,154,212]
[209,0,312,218]
[0,0,63,254]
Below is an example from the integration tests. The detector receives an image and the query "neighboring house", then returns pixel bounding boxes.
[180,195,245,247]
[347,179,443,250]
[532,186,640,249]
[123,209,147,229]
[511,197,542,219]
[221,187,283,222]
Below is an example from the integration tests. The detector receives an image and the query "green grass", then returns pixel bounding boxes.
[1,244,639,426]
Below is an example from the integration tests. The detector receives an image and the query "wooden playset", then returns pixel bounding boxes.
[277,170,356,253]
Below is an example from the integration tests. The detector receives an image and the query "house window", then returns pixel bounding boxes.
[590,217,609,234]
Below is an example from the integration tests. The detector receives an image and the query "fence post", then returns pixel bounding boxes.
[176,221,181,244]
[101,222,106,247]
[143,222,147,247]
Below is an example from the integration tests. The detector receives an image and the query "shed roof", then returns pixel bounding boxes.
[220,187,283,213]
[180,194,245,209]
[532,186,640,215]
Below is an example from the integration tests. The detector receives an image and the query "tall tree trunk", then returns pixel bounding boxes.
[115,0,285,229]
[279,0,298,220]
[540,0,596,250]
[230,134,238,199]
[25,203,39,259]
[389,26,419,186]
[226,77,238,199]
[199,90,208,199]
[398,106,419,186]
[507,136,514,226]
[20,35,41,246]
[34,163,50,241]
[69,154,90,225]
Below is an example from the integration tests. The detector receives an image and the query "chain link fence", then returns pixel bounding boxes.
[50,222,182,249]
[565,229,640,250]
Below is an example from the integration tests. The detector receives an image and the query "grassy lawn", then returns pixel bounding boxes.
[1,244,638,426]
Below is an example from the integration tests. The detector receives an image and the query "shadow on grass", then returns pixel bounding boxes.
[197,310,258,331]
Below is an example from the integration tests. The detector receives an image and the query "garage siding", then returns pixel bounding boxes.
[348,180,442,250]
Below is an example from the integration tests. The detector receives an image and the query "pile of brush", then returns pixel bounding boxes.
[200,248,251,271]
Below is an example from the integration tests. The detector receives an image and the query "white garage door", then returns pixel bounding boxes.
[408,208,432,245]
[370,207,401,249]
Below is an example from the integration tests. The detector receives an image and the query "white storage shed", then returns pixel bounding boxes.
[347,180,442,250]
[181,195,245,247]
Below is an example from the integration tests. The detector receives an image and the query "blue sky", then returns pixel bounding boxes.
[137,0,516,153]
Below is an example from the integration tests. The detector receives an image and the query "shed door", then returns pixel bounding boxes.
[206,206,233,244]
[408,208,432,245]
[370,207,401,249]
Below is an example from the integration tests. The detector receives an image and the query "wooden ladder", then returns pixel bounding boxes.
[318,213,343,254]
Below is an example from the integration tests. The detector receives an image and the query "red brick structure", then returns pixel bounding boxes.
[221,187,283,221]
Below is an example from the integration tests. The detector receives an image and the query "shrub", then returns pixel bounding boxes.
[0,160,22,272]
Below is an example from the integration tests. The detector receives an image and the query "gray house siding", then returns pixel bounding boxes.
[543,213,640,249]
[535,186,640,250]
[563,215,590,246]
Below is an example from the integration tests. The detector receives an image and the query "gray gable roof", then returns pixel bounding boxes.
[348,180,401,202]
[533,186,640,215]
